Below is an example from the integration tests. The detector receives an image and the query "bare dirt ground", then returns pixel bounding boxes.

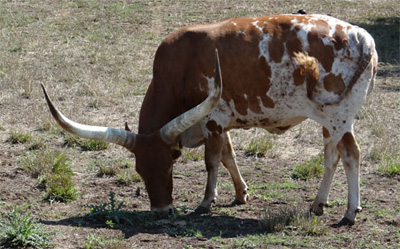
[1,0,399,248]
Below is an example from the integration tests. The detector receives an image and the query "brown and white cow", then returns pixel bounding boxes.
[41,14,377,226]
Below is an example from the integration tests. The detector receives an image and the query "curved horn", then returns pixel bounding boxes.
[40,83,137,150]
[160,49,222,144]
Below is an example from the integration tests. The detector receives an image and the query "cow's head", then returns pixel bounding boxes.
[41,50,222,215]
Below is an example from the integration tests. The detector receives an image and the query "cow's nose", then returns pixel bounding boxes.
[151,204,174,216]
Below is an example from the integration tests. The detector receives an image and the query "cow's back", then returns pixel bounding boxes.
[147,14,376,135]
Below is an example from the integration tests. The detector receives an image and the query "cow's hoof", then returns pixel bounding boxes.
[194,206,210,214]
[310,202,325,216]
[231,198,246,206]
[331,217,355,228]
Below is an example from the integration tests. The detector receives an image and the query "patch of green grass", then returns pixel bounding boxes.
[244,137,274,157]
[378,155,400,177]
[0,206,51,248]
[6,130,31,144]
[291,154,324,180]
[19,149,78,202]
[64,134,109,151]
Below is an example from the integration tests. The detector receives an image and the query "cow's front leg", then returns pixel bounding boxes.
[195,135,223,214]
[221,132,248,205]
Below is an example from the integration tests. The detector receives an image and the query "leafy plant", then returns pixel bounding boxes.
[87,191,132,226]
[0,206,51,248]
[291,155,324,180]
[244,137,274,157]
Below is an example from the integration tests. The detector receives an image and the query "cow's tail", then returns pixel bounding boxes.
[293,52,319,100]
[334,29,376,102]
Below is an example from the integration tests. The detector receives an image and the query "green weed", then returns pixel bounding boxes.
[0,206,51,248]
[291,155,324,180]
[87,191,132,226]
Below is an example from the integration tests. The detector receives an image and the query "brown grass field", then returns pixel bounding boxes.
[0,0,399,248]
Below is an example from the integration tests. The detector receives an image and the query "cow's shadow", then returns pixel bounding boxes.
[40,207,267,239]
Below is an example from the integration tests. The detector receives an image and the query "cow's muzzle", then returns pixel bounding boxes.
[151,204,174,216]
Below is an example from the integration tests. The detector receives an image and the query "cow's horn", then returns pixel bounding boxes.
[40,83,137,150]
[160,49,222,144]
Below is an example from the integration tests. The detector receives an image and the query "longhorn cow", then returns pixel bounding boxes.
[41,14,377,226]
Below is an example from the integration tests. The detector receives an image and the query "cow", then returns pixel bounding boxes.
[41,13,377,226]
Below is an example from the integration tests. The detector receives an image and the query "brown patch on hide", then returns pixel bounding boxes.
[307,20,334,72]
[323,73,346,95]
[322,127,331,138]
[206,120,223,134]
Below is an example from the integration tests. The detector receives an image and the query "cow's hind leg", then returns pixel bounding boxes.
[195,134,223,214]
[221,132,249,205]
[311,127,341,216]
[336,132,362,226]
